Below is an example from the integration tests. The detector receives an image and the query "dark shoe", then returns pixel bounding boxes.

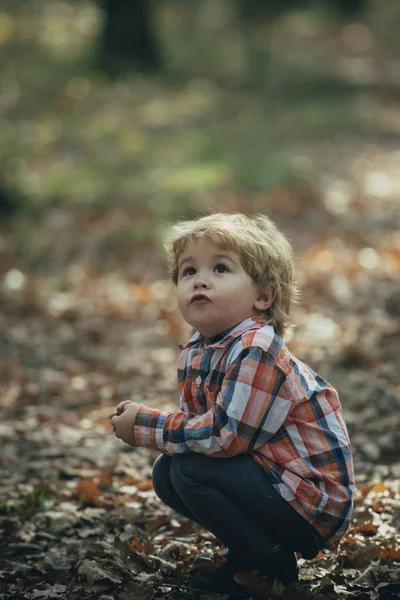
[188,540,298,596]
[188,550,251,599]
[249,540,299,587]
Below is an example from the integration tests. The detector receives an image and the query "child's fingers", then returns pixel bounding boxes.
[116,400,132,413]
[109,401,130,419]
[110,400,133,421]
[110,414,119,430]
[109,400,133,424]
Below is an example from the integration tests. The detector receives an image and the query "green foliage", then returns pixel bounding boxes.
[0,0,397,259]
[5,483,57,520]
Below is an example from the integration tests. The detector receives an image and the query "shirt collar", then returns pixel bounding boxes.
[179,316,268,350]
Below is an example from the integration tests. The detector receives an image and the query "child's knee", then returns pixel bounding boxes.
[152,454,173,501]
[170,454,202,490]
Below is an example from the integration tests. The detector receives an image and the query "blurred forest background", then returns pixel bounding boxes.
[1,1,400,599]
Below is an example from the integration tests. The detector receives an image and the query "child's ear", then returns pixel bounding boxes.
[254,288,276,311]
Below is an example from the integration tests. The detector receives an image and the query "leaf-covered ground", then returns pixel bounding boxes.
[1,196,399,600]
[1,2,400,598]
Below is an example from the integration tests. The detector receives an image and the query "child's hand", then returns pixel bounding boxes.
[109,400,132,420]
[110,402,140,446]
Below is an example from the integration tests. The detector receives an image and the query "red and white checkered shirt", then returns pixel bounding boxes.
[133,316,354,548]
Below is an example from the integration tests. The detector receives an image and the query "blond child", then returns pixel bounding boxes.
[110,213,354,597]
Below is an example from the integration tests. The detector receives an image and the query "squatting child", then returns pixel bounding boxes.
[110,213,354,597]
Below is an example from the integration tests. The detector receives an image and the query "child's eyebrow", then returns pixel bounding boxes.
[214,254,236,264]
[178,256,194,270]
[178,253,236,270]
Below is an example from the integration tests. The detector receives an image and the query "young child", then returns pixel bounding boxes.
[110,213,354,597]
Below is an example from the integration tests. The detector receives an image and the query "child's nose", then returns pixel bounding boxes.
[193,274,210,289]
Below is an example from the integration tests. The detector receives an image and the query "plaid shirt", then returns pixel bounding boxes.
[134,317,354,548]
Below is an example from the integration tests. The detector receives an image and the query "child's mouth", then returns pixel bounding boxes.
[191,294,211,303]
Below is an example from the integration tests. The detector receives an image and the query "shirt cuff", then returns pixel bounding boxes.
[133,405,170,451]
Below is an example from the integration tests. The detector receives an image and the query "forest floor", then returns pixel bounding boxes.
[1,188,399,600]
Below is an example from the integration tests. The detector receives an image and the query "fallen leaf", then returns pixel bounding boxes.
[24,584,68,599]
[77,559,122,586]
[345,544,380,569]
[76,479,101,504]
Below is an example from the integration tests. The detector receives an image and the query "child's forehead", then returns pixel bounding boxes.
[178,237,237,258]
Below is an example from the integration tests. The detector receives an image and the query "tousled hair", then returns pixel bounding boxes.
[164,213,299,336]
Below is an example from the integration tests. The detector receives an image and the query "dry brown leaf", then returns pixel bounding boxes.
[76,480,101,504]
[377,542,400,560]
[136,479,153,491]
[345,543,380,569]
[97,473,114,488]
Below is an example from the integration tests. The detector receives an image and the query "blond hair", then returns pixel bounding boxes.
[164,213,299,336]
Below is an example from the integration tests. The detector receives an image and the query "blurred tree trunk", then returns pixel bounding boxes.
[0,184,22,220]
[237,0,302,23]
[237,0,367,22]
[99,0,162,77]
[332,0,367,18]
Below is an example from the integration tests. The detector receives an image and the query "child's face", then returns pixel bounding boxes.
[176,239,269,338]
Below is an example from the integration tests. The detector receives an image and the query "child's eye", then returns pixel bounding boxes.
[214,263,229,273]
[182,266,196,277]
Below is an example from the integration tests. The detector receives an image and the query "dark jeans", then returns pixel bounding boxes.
[152,453,325,559]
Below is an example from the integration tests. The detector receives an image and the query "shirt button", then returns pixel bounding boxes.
[195,376,202,385]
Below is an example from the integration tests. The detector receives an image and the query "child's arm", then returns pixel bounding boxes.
[127,346,292,456]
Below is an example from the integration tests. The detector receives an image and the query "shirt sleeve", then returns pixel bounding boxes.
[133,346,294,456]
